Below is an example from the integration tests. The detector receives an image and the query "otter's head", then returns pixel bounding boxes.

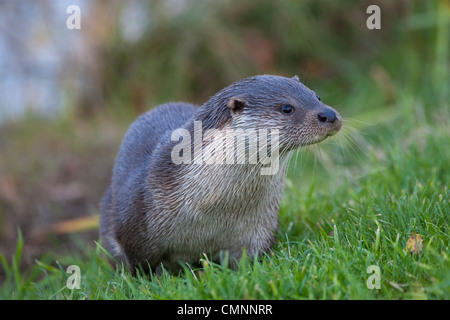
[201,74,342,151]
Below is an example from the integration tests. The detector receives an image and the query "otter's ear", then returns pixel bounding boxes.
[292,75,300,82]
[227,97,246,115]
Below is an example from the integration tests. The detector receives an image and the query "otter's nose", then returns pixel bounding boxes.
[317,110,337,124]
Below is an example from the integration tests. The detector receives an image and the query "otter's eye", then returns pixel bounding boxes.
[281,104,294,115]
[316,94,321,101]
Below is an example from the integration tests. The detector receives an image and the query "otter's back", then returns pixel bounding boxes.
[100,102,198,269]
[112,102,199,194]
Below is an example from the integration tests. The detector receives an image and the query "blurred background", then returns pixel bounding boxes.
[0,0,448,277]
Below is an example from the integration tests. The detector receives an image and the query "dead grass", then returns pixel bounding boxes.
[0,113,126,278]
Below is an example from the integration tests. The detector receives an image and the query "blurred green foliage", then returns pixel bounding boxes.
[95,1,446,122]
[97,0,447,122]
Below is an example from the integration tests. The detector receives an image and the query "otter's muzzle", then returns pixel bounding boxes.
[317,107,342,136]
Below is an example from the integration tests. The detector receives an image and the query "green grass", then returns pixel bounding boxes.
[0,0,449,300]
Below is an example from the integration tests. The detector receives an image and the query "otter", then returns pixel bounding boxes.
[100,74,342,273]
